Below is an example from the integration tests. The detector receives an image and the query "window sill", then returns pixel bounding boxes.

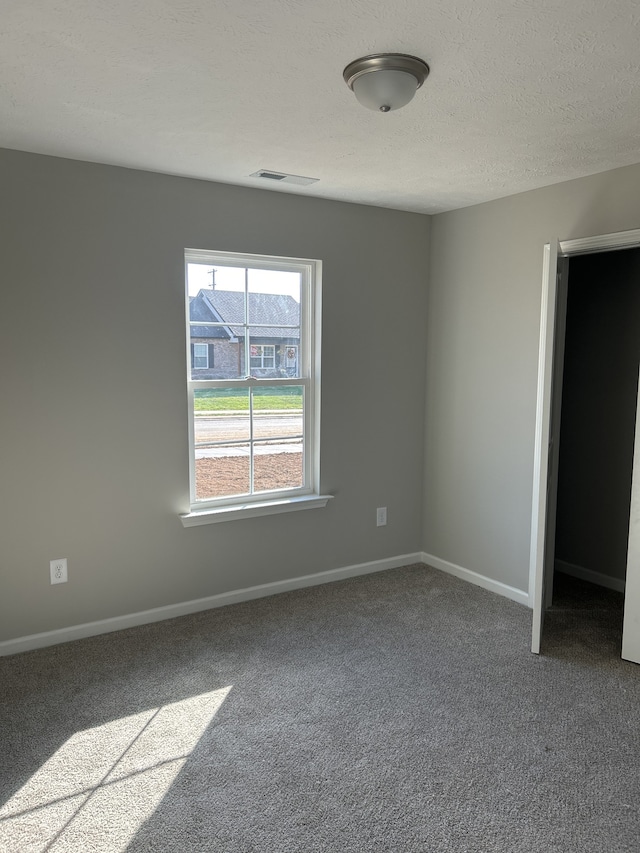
[179,494,333,527]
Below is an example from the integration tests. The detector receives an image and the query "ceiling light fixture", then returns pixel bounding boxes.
[343,53,430,113]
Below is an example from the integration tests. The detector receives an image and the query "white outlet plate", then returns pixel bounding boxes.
[376,507,387,527]
[50,558,68,584]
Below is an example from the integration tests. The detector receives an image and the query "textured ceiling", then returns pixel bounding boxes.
[2,0,640,213]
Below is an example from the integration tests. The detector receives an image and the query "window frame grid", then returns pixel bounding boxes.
[184,249,319,513]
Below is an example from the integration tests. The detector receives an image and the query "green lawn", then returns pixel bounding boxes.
[194,389,302,411]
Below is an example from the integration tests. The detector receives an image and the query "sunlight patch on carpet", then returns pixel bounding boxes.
[0,686,232,852]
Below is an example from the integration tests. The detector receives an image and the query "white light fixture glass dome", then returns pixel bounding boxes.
[343,53,430,113]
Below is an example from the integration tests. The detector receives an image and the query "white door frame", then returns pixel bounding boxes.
[623,379,640,663]
[529,228,640,654]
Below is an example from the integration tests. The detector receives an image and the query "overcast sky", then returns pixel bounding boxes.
[187,264,300,301]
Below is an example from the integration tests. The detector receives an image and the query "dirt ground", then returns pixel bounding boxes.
[196,452,303,499]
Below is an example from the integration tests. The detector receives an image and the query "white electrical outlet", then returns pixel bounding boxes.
[376,507,387,527]
[50,558,68,584]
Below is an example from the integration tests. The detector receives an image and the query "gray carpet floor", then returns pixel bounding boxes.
[1,563,639,852]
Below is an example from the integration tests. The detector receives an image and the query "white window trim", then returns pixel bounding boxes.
[180,493,333,526]
[180,249,330,525]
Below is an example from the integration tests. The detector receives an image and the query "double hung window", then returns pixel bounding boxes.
[192,343,210,369]
[183,250,325,522]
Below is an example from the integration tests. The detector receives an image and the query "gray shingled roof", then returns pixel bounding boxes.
[202,289,300,339]
[188,292,229,338]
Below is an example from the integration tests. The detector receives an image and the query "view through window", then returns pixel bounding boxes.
[185,250,319,510]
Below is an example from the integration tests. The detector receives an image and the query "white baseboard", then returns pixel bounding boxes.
[555,559,626,593]
[421,552,530,607]
[0,552,423,657]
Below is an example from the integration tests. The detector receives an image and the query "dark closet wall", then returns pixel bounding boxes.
[555,248,640,583]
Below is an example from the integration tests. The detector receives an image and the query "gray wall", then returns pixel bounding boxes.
[554,249,640,582]
[6,145,640,644]
[425,162,640,593]
[0,148,429,643]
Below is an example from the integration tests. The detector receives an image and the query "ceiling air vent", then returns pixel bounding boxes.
[250,170,319,186]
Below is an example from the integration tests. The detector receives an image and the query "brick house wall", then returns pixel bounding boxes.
[191,338,299,380]
[190,339,241,379]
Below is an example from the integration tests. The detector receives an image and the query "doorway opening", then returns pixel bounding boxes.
[530,229,640,659]
[547,248,640,654]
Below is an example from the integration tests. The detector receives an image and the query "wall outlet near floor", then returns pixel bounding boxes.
[50,558,68,584]
[376,507,387,527]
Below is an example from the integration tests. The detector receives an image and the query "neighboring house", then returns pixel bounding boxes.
[189,288,300,379]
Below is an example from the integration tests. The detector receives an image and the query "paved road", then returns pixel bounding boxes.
[195,413,302,448]
[195,443,301,459]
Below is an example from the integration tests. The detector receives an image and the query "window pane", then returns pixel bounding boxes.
[188,264,246,380]
[254,439,303,493]
[193,389,250,443]
[194,444,250,501]
[252,386,303,440]
[247,268,300,319]
[248,291,300,328]
[247,269,300,379]
[190,334,242,379]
